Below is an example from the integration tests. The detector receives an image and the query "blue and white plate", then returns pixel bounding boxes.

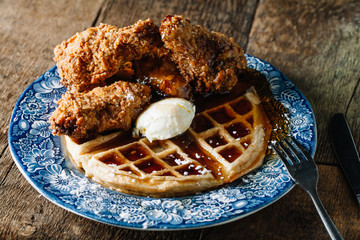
[8,55,316,230]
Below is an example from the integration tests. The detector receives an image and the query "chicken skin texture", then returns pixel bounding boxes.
[49,81,151,142]
[49,16,249,141]
[54,19,164,92]
[159,15,247,94]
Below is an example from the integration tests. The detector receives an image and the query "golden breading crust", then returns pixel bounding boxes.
[54,19,163,92]
[49,81,151,142]
[159,15,247,94]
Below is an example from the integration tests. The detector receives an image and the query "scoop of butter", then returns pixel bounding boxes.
[133,98,195,142]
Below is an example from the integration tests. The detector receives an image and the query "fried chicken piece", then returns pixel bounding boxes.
[159,15,247,94]
[49,81,151,142]
[134,55,192,99]
[55,19,163,92]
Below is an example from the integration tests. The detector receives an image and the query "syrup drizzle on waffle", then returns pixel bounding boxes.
[64,68,290,197]
[90,93,255,180]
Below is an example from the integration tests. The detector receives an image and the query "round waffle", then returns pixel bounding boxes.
[64,88,272,197]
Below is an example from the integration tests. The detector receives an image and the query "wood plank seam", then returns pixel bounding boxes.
[0,144,7,160]
[318,162,342,167]
[244,0,260,52]
[0,163,14,186]
[90,0,108,27]
[199,227,213,240]
[0,147,14,186]
[345,77,360,115]
[94,0,115,26]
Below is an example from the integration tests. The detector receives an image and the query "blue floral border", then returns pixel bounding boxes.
[8,55,316,230]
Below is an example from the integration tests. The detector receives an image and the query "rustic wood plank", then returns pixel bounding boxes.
[0,0,105,181]
[0,1,260,239]
[0,154,202,239]
[204,165,360,240]
[96,0,258,49]
[246,0,360,164]
[2,0,359,239]
[0,0,109,239]
[346,78,360,153]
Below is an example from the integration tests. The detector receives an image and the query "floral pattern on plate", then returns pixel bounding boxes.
[8,55,316,230]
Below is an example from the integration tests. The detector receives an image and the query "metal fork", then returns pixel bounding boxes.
[271,137,343,240]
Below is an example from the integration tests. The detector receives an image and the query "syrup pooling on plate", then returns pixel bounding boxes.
[207,107,235,124]
[171,131,223,177]
[91,86,261,176]
[231,98,253,115]
[237,68,291,141]
[84,131,137,154]
[194,67,291,142]
[190,115,214,133]
[226,122,251,140]
[99,153,124,166]
[135,158,165,174]
[120,143,150,161]
[205,132,227,148]
[219,146,243,163]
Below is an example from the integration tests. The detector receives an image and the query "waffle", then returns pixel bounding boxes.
[64,88,272,197]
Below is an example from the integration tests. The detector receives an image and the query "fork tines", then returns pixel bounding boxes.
[271,136,314,167]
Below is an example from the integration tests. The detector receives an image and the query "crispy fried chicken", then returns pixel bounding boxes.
[49,81,151,142]
[54,19,164,92]
[50,16,248,141]
[159,15,247,94]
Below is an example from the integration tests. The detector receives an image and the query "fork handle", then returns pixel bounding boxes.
[307,188,344,240]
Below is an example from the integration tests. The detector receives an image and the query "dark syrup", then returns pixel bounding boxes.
[176,164,202,176]
[197,67,289,131]
[238,68,291,142]
[86,131,137,153]
[134,56,192,100]
[190,115,213,133]
[241,139,251,149]
[194,68,290,142]
[192,67,290,157]
[99,152,124,165]
[162,152,185,166]
[219,146,242,163]
[207,108,235,124]
[205,133,227,148]
[231,98,253,115]
[120,144,149,161]
[70,68,289,171]
[226,122,250,140]
[172,131,223,177]
[135,158,165,174]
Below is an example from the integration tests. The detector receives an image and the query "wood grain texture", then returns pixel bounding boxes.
[1,0,360,239]
[0,0,107,239]
[0,0,105,181]
[0,1,259,239]
[0,163,202,239]
[246,0,360,164]
[204,165,360,240]
[346,78,360,154]
[96,0,258,48]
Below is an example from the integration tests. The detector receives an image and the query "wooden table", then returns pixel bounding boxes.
[1,0,359,239]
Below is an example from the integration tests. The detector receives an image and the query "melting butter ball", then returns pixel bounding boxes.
[133,98,195,142]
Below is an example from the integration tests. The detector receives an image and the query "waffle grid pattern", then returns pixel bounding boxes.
[91,94,255,181]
